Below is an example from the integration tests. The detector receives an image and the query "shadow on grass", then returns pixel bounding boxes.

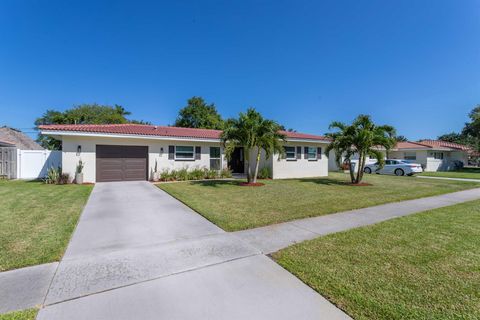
[189,180,244,188]
[297,177,352,186]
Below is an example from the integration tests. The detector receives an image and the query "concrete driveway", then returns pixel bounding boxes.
[38,181,349,319]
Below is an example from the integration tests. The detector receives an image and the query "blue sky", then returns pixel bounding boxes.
[1,0,479,140]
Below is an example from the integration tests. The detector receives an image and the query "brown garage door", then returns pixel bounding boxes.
[96,145,148,182]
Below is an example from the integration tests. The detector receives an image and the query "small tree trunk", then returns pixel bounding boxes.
[253,147,262,184]
[356,152,365,184]
[348,159,356,184]
[245,148,252,183]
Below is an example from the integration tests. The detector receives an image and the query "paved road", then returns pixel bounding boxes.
[36,181,349,320]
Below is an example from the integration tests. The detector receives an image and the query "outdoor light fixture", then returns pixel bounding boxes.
[160,147,164,154]
[77,145,81,156]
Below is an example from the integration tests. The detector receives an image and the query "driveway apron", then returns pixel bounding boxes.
[38,181,349,319]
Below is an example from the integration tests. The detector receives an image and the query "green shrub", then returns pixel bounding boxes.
[176,168,189,181]
[204,169,218,179]
[189,168,205,180]
[159,169,171,181]
[257,167,271,179]
[45,166,70,184]
[220,168,233,178]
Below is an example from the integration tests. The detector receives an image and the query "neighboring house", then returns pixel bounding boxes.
[0,126,61,179]
[388,140,470,171]
[39,124,330,183]
[0,126,43,150]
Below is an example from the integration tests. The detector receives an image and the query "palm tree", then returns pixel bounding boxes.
[326,114,396,184]
[221,108,285,183]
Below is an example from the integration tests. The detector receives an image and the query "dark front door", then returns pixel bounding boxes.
[96,145,148,182]
[228,147,245,173]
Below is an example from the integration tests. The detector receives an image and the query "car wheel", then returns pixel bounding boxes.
[395,169,405,176]
[364,167,372,174]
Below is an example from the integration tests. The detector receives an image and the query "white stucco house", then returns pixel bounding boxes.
[388,140,470,171]
[39,124,330,183]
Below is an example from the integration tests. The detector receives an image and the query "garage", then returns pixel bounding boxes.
[96,145,148,182]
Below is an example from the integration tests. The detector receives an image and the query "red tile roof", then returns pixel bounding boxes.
[39,124,329,141]
[395,141,432,150]
[418,140,472,151]
[395,140,473,152]
[279,130,330,141]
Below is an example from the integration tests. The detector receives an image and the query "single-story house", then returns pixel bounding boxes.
[388,140,470,171]
[39,124,330,183]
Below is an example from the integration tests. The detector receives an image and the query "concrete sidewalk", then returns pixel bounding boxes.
[417,175,480,183]
[234,188,480,253]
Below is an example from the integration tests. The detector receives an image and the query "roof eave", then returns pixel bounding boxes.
[40,130,223,143]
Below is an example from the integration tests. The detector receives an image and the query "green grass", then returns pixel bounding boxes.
[273,200,480,320]
[0,309,37,320]
[420,167,480,180]
[158,172,478,231]
[0,180,93,271]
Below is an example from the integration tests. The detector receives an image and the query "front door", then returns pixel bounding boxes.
[228,147,245,173]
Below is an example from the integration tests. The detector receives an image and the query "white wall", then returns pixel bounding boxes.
[62,136,227,183]
[388,150,469,171]
[247,147,273,177]
[17,150,61,179]
[272,142,328,179]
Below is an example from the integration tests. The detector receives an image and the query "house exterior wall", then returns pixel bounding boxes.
[247,147,273,177]
[387,150,469,171]
[271,141,328,179]
[62,136,227,183]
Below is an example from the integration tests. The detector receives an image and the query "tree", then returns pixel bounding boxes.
[35,104,145,149]
[221,108,285,184]
[174,97,224,130]
[326,115,396,184]
[394,135,408,142]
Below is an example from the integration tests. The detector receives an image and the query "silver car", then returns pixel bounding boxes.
[364,159,423,176]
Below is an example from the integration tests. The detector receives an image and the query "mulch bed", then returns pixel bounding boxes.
[239,182,265,187]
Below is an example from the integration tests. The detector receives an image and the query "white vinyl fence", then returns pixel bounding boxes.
[17,150,62,179]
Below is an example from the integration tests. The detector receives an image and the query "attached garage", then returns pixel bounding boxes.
[96,145,148,182]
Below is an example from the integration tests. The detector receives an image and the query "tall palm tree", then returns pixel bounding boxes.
[221,108,285,183]
[326,114,396,184]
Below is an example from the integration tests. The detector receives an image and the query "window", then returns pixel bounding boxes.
[306,147,317,160]
[210,147,221,170]
[433,152,444,160]
[284,146,296,160]
[404,152,416,160]
[175,146,194,160]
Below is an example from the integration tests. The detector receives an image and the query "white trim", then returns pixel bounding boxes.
[41,130,331,144]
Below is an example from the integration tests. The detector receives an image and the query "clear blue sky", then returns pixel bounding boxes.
[1,0,479,140]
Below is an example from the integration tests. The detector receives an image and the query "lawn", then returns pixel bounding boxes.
[158,172,478,231]
[0,180,93,271]
[273,199,480,320]
[0,309,37,320]
[420,167,480,180]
